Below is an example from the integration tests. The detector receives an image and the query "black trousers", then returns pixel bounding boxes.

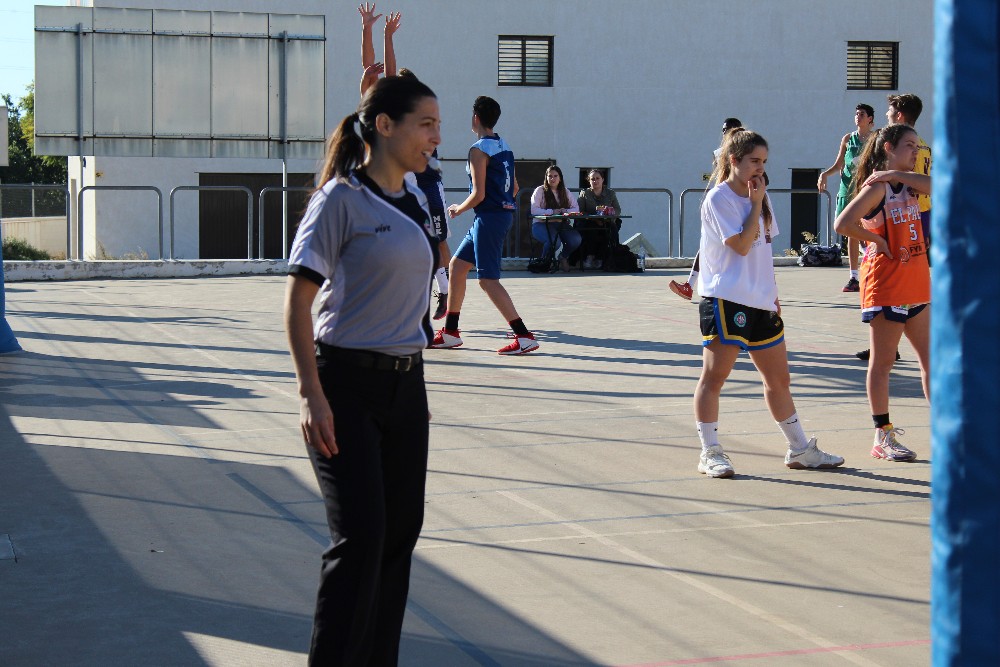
[307,355,429,666]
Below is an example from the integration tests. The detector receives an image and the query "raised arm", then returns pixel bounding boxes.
[447,148,488,218]
[862,170,931,194]
[818,133,850,192]
[724,176,766,257]
[384,11,401,77]
[359,3,381,70]
[360,62,384,97]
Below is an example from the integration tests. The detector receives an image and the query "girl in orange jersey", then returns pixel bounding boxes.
[834,123,930,462]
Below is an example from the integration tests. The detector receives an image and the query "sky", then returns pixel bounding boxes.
[0,2,38,106]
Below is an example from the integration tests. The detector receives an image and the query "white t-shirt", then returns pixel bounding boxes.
[697,181,780,311]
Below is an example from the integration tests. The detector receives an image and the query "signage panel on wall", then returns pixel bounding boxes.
[34,7,326,159]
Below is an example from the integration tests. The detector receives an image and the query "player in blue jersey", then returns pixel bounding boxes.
[431,96,539,355]
[399,70,451,320]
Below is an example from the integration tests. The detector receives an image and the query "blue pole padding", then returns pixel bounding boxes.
[931,0,1000,664]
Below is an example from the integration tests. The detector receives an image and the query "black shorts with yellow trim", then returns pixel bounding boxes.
[861,303,928,324]
[699,297,785,351]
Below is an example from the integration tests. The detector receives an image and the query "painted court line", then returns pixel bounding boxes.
[415,515,927,552]
[499,490,884,667]
[617,639,930,666]
[420,497,926,534]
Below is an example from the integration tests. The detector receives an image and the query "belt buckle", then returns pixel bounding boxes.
[393,356,413,372]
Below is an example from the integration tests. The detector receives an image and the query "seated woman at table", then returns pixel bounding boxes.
[577,169,623,269]
[530,165,581,272]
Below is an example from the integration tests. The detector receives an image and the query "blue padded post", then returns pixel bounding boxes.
[931,0,1000,664]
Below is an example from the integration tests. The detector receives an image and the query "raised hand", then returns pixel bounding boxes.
[358,3,382,29]
[384,11,401,36]
[747,174,766,205]
[360,62,385,95]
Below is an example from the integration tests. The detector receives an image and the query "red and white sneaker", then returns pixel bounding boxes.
[497,333,539,355]
[668,280,693,301]
[431,328,463,349]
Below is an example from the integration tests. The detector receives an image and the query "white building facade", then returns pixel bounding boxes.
[58,0,933,259]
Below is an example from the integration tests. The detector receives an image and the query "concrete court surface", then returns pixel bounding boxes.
[0,266,931,666]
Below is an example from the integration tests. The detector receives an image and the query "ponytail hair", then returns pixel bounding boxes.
[850,123,917,199]
[709,128,773,230]
[315,76,437,190]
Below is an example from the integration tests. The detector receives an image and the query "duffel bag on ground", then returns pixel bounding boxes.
[797,244,843,267]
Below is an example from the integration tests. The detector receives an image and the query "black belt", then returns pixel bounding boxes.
[315,343,422,372]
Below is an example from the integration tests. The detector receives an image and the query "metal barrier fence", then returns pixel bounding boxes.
[79,185,164,260]
[617,187,674,253]
[5,181,835,261]
[259,186,313,259]
[169,186,253,260]
[677,187,834,257]
[0,184,72,259]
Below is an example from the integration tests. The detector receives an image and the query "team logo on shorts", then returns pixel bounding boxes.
[898,246,911,263]
[734,311,748,328]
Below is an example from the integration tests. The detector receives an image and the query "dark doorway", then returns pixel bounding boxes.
[790,168,821,247]
[198,172,313,259]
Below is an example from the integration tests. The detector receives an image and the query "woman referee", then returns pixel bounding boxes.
[284,75,441,665]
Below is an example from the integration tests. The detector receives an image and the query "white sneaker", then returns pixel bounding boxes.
[698,444,734,478]
[785,437,845,469]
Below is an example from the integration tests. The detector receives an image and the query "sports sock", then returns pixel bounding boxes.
[445,312,460,332]
[777,413,809,451]
[435,266,449,294]
[850,269,859,280]
[696,421,720,450]
[873,413,891,429]
[687,269,699,285]
[509,318,530,337]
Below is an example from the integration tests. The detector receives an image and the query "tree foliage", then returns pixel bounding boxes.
[1,83,68,185]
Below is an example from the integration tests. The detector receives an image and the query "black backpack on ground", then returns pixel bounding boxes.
[603,244,642,273]
[527,249,557,273]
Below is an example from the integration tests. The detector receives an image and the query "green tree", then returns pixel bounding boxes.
[1,83,68,185]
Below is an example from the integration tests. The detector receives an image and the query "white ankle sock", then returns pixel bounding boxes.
[777,413,809,451]
[696,421,720,450]
[435,267,449,293]
[850,269,859,280]
[688,269,699,285]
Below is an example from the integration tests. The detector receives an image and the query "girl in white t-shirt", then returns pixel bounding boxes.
[693,129,845,478]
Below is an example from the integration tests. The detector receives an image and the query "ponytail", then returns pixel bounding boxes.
[314,76,437,192]
[315,113,365,190]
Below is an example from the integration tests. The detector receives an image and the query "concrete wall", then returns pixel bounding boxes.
[74,0,933,258]
[1,217,68,257]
